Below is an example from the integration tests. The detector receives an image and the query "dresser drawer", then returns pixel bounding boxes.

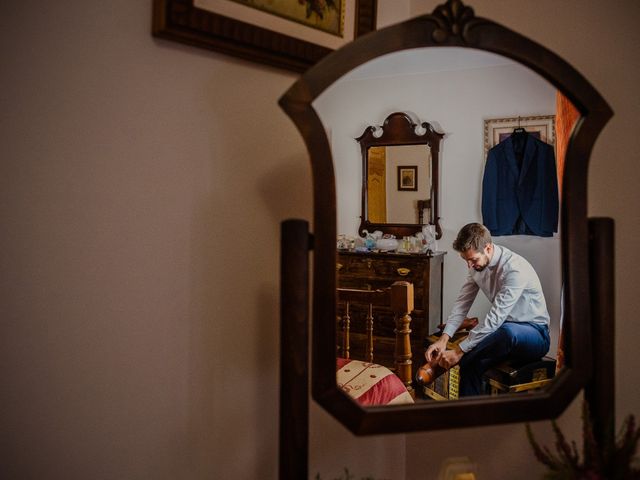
[337,251,444,339]
[338,256,426,308]
[338,255,424,283]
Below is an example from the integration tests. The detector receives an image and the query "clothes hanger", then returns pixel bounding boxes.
[512,116,527,135]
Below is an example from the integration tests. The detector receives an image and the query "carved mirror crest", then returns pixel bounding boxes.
[280,0,612,434]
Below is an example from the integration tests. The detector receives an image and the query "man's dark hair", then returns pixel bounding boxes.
[452,223,492,252]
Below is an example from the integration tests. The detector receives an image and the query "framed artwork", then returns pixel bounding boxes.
[483,115,556,158]
[152,0,377,73]
[225,0,344,36]
[397,166,418,191]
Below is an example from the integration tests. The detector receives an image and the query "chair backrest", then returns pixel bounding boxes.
[337,281,414,392]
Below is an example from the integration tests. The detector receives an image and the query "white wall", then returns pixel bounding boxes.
[314,55,561,354]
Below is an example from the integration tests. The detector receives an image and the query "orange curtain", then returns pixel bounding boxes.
[554,92,579,372]
[554,91,580,195]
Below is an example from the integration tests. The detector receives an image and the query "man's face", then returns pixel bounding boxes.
[460,244,493,272]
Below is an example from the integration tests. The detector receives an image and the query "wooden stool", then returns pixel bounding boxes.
[483,356,556,395]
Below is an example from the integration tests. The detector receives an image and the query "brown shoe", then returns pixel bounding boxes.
[415,360,446,386]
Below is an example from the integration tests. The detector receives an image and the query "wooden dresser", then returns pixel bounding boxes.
[336,250,445,380]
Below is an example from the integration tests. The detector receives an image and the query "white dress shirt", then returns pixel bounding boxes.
[443,244,550,352]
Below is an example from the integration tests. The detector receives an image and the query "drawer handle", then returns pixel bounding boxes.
[397,267,411,276]
[336,263,343,271]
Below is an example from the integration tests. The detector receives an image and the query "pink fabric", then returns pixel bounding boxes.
[336,358,414,406]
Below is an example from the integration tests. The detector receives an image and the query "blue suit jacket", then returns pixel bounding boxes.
[482,134,559,237]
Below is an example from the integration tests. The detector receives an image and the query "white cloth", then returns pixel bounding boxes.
[443,245,550,352]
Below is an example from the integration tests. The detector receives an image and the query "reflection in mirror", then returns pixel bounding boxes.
[313,47,574,407]
[367,145,431,225]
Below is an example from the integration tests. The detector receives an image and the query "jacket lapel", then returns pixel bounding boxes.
[501,137,520,181]
[518,136,536,185]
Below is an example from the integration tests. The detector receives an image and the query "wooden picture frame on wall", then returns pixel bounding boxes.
[152,0,378,73]
[483,115,556,158]
[397,165,418,191]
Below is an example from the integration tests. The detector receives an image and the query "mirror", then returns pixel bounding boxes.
[356,112,444,239]
[368,144,430,223]
[317,45,568,410]
[279,0,612,434]
[368,145,430,223]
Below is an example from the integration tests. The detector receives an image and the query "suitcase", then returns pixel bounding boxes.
[483,356,556,394]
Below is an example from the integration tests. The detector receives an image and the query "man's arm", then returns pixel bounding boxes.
[442,274,479,339]
[426,275,479,362]
[458,269,527,352]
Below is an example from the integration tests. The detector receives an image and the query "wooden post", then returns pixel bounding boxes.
[585,217,615,447]
[391,281,414,395]
[342,302,351,360]
[366,303,374,362]
[279,219,310,480]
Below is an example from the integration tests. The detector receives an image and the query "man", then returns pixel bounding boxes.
[426,222,551,396]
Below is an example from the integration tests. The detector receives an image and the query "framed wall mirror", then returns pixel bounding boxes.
[357,112,444,239]
[279,0,612,435]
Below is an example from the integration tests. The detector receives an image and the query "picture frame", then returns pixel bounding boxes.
[483,115,556,158]
[152,0,377,73]
[397,166,418,191]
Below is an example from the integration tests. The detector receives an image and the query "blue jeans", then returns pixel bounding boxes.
[458,321,550,396]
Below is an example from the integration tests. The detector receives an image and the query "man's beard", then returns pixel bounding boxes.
[473,262,488,272]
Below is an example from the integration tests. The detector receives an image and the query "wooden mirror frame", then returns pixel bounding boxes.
[279,0,612,435]
[357,112,444,239]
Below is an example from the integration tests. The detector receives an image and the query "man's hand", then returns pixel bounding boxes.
[438,345,464,369]
[425,334,449,363]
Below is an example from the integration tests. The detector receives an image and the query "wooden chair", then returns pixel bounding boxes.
[337,281,414,396]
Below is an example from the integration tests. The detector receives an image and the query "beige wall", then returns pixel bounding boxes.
[1,1,638,479]
[1,1,305,478]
